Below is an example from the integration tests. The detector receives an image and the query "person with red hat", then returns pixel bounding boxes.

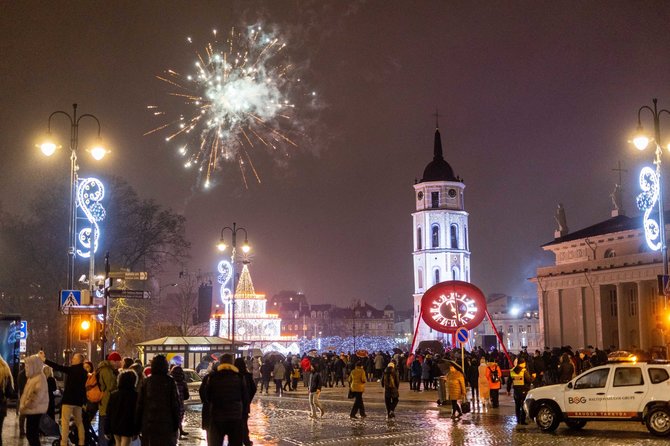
[97,351,121,446]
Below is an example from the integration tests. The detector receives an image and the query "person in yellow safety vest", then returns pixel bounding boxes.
[506,358,533,425]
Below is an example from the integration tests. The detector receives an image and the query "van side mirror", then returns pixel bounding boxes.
[567,382,573,389]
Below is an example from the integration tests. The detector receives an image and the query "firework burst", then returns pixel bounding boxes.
[146,26,314,188]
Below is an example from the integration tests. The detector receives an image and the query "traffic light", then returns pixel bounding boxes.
[79,316,93,342]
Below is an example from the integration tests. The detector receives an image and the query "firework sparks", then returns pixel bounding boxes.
[146,26,310,189]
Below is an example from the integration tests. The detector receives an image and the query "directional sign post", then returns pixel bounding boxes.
[60,290,82,314]
[108,289,151,300]
[108,271,148,281]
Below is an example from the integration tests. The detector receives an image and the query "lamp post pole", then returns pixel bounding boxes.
[635,99,670,308]
[217,222,249,355]
[42,104,103,363]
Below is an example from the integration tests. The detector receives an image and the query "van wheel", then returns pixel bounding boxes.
[535,403,561,432]
[565,420,586,429]
[646,406,670,437]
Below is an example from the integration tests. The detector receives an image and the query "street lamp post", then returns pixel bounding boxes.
[633,98,670,309]
[217,222,250,354]
[40,103,106,362]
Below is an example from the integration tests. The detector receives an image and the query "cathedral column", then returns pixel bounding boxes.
[637,281,648,350]
[616,283,626,349]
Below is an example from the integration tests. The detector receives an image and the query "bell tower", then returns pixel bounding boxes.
[412,124,470,345]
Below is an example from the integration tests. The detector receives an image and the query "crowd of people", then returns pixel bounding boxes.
[0,343,646,445]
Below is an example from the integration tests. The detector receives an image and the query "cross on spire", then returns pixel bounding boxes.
[612,160,627,186]
[433,108,440,129]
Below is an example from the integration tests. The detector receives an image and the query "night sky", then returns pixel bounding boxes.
[3,1,670,311]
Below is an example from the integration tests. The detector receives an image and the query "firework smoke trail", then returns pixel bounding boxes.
[146,26,315,189]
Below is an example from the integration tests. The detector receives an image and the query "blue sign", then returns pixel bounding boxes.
[18,321,27,340]
[455,327,469,345]
[60,290,82,309]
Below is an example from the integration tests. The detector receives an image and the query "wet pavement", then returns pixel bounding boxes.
[3,384,669,445]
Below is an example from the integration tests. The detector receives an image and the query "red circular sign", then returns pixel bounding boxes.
[420,280,487,333]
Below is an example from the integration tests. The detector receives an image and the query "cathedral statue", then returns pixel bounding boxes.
[554,203,568,236]
[610,184,623,211]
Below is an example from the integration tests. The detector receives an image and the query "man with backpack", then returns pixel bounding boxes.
[486,360,503,408]
[39,351,87,446]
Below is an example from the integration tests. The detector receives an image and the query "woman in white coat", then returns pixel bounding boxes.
[477,357,491,410]
[19,355,48,446]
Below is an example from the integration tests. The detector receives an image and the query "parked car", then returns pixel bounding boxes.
[525,351,670,437]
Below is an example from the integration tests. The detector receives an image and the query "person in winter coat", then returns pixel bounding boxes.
[558,353,575,384]
[43,366,57,420]
[348,360,367,419]
[410,358,422,391]
[445,364,466,419]
[251,357,262,389]
[105,369,140,445]
[234,357,257,446]
[260,360,273,394]
[98,351,122,446]
[19,354,48,446]
[300,356,312,388]
[421,359,431,391]
[333,356,345,387]
[466,358,479,404]
[477,358,491,409]
[203,354,249,446]
[506,358,533,425]
[381,362,399,419]
[308,362,324,419]
[170,366,190,437]
[0,354,14,446]
[129,360,145,393]
[41,351,88,446]
[136,355,180,446]
[17,363,27,437]
[273,360,286,396]
[486,361,503,408]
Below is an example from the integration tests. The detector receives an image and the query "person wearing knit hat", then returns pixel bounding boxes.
[382,361,399,419]
[96,352,122,445]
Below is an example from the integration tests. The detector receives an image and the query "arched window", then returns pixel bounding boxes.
[464,226,468,250]
[417,227,422,250]
[432,225,440,248]
[434,268,440,285]
[450,224,459,249]
[418,269,423,289]
[452,266,460,281]
[604,249,616,258]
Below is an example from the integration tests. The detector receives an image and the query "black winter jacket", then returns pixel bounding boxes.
[45,360,88,406]
[106,387,139,437]
[204,363,248,424]
[136,373,180,437]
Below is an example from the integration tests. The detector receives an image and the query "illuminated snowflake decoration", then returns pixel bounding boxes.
[76,177,106,258]
[217,259,233,304]
[637,166,661,251]
[147,26,315,189]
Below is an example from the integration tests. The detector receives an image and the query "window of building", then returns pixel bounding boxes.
[629,289,638,317]
[450,224,459,249]
[508,325,513,334]
[431,192,439,208]
[432,225,440,248]
[604,249,616,258]
[464,226,468,250]
[416,227,422,250]
[609,289,617,317]
[434,269,440,285]
[417,269,423,289]
[452,266,459,281]
[519,325,524,333]
[527,325,531,334]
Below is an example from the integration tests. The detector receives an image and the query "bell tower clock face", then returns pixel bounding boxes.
[420,281,486,332]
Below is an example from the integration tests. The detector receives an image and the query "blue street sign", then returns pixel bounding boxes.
[18,321,27,340]
[60,290,82,310]
[455,327,469,345]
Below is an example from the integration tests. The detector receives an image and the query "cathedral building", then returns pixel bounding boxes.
[532,206,667,352]
[412,125,471,345]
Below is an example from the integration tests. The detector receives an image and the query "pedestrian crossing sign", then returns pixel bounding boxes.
[60,290,82,313]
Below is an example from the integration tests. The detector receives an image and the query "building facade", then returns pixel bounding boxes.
[412,126,471,344]
[532,213,667,351]
[477,294,542,352]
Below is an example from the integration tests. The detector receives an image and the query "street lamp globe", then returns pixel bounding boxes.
[241,242,251,253]
[90,142,107,161]
[39,138,58,156]
[217,240,227,252]
[633,126,650,151]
